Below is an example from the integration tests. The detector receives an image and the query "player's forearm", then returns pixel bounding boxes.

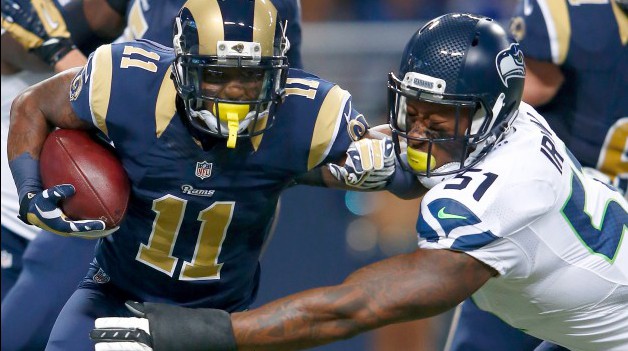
[232,249,493,351]
[232,284,380,351]
[8,69,86,160]
[8,88,54,161]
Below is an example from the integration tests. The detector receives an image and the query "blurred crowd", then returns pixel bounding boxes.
[301,0,519,22]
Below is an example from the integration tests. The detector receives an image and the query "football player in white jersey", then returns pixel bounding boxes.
[91,13,628,351]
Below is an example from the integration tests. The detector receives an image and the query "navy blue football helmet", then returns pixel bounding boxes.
[389,13,525,178]
[172,0,289,148]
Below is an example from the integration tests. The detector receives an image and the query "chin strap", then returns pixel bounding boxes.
[226,112,240,148]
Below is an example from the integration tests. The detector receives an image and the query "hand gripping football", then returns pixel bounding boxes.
[40,129,130,229]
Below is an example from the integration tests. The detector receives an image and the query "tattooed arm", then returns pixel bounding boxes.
[231,248,495,351]
[90,248,494,351]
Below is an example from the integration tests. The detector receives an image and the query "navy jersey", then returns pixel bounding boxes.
[119,0,303,68]
[509,0,627,177]
[69,39,362,309]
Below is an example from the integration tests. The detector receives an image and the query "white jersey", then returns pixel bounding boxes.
[1,70,52,240]
[418,102,628,351]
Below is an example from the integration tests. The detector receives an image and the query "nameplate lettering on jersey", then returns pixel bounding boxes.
[528,113,564,174]
[181,185,215,197]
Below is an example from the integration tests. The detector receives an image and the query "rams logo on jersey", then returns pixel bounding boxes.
[495,43,526,88]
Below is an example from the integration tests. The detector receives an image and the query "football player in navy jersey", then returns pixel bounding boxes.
[446,1,627,350]
[8,1,414,350]
[1,0,304,350]
[90,13,627,351]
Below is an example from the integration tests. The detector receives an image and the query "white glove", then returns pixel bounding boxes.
[93,316,152,351]
[328,138,395,190]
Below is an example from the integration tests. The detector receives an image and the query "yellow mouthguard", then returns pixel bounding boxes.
[213,103,250,148]
[406,147,436,172]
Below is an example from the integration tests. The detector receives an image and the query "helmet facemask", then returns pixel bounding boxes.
[171,4,289,148]
[388,72,492,183]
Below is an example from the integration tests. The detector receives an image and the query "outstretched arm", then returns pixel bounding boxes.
[91,248,495,351]
[231,248,494,351]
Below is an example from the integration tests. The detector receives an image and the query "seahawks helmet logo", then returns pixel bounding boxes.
[496,43,525,87]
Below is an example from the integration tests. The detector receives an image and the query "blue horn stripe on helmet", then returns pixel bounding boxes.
[216,0,256,43]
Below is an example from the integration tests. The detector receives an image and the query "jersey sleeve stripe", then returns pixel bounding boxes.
[450,232,499,251]
[155,66,178,138]
[89,44,113,136]
[307,85,350,170]
[250,115,268,151]
[611,0,628,45]
[32,0,70,38]
[537,0,571,64]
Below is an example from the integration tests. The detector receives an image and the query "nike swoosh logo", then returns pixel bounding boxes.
[40,4,59,30]
[437,207,467,220]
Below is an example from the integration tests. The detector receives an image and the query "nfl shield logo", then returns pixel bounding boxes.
[195,161,213,179]
[93,268,110,284]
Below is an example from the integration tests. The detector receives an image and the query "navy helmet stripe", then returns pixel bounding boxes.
[217,0,255,42]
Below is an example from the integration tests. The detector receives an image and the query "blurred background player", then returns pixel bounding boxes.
[446,0,627,350]
[1,0,303,349]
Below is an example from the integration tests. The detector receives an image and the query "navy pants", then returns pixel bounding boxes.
[1,226,95,351]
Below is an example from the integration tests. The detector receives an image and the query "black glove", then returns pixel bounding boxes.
[1,0,76,65]
[91,301,237,351]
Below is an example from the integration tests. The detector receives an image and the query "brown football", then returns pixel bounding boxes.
[40,129,130,229]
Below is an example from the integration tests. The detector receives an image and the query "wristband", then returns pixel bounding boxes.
[8,152,42,203]
[33,37,77,66]
[143,302,237,351]
[386,156,425,200]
